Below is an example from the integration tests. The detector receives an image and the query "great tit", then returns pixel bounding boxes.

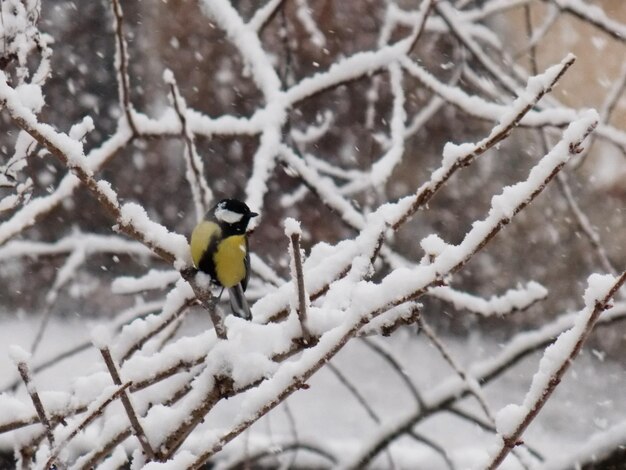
[190,199,258,319]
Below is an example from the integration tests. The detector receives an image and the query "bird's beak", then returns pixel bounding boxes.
[250,212,259,218]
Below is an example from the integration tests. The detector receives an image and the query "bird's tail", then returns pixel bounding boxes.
[228,284,251,320]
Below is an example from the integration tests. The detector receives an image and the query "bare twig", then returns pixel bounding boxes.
[221,440,338,469]
[556,172,617,275]
[14,356,54,447]
[288,225,312,344]
[360,336,425,408]
[111,0,137,135]
[99,347,156,461]
[327,362,381,424]
[407,429,455,470]
[406,0,435,54]
[524,3,617,279]
[416,314,494,421]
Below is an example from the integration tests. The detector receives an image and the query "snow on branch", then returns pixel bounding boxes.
[485,271,626,468]
[428,282,548,317]
[549,0,626,41]
[0,0,624,468]
[164,70,213,222]
[0,73,189,266]
[139,109,598,469]
[393,53,576,229]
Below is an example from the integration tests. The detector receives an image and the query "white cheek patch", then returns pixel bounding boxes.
[215,207,244,224]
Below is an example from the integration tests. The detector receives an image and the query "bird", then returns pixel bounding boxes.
[190,199,258,319]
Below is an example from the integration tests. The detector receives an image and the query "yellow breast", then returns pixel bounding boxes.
[214,235,247,288]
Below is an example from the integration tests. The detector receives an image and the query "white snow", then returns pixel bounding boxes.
[283,217,301,237]
[112,270,180,295]
[90,325,113,350]
[15,83,44,113]
[8,345,31,364]
[118,203,191,268]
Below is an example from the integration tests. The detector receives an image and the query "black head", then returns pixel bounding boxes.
[209,199,258,235]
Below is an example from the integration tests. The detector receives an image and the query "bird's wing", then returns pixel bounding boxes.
[190,221,220,268]
[242,236,251,291]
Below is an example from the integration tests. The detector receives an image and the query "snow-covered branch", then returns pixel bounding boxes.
[0,0,623,468]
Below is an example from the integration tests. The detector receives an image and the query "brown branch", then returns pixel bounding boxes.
[556,172,617,275]
[76,428,131,470]
[394,53,575,230]
[45,382,131,469]
[99,347,156,461]
[416,314,494,421]
[486,270,626,469]
[161,375,232,458]
[180,269,227,339]
[289,231,312,344]
[15,359,55,448]
[6,112,177,264]
[407,0,436,55]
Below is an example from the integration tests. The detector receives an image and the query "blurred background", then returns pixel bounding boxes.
[1,0,623,343]
[0,1,626,468]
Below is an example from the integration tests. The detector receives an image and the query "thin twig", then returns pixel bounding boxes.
[15,359,54,447]
[485,270,626,468]
[111,0,137,135]
[45,382,131,469]
[221,440,338,469]
[360,336,425,408]
[407,429,455,470]
[416,314,494,421]
[407,0,435,54]
[281,399,299,469]
[289,230,312,343]
[394,53,575,230]
[524,1,617,282]
[556,172,617,275]
[99,347,156,461]
[327,362,380,424]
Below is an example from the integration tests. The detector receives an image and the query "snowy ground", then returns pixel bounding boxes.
[0,312,624,468]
